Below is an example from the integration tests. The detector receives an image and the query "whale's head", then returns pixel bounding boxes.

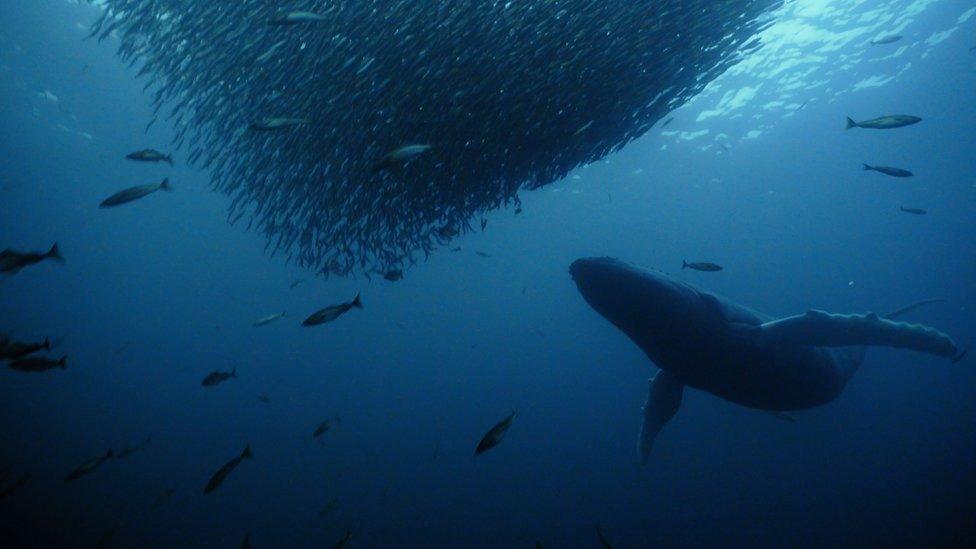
[570,257,709,365]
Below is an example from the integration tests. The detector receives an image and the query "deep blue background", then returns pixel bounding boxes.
[0,1,974,547]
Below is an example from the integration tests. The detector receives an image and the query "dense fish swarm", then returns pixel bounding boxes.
[92,0,782,276]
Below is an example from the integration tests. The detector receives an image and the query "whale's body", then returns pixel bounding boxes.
[569,257,959,461]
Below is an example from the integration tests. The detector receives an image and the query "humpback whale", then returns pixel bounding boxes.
[569,257,962,463]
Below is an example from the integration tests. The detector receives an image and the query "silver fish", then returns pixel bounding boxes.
[253,311,286,327]
[302,295,362,326]
[845,115,921,130]
[100,178,172,208]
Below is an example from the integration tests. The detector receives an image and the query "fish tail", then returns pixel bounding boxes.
[862,164,872,171]
[241,444,253,459]
[47,242,64,263]
[682,260,688,269]
[165,154,174,166]
[231,369,237,378]
[44,338,51,351]
[953,348,968,364]
[160,178,173,192]
[845,117,858,130]
[58,356,67,369]
[352,294,363,309]
[105,448,113,458]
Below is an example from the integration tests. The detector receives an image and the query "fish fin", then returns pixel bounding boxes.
[845,116,858,130]
[232,369,237,377]
[638,370,683,464]
[48,242,64,263]
[58,356,67,369]
[681,260,688,269]
[106,448,113,458]
[44,338,51,351]
[241,444,253,459]
[159,178,173,192]
[165,154,174,166]
[862,164,872,171]
[352,294,363,309]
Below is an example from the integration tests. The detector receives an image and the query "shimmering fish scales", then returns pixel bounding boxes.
[845,115,921,130]
[93,0,782,277]
[0,242,63,274]
[100,178,172,208]
[475,410,516,455]
[302,294,363,326]
[204,444,252,494]
[65,449,112,482]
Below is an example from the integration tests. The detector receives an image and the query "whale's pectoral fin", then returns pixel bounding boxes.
[754,310,958,358]
[638,370,683,465]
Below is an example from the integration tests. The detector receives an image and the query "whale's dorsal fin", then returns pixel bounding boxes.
[748,310,957,358]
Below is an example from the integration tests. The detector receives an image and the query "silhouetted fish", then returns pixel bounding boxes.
[0,473,30,499]
[0,335,50,360]
[313,416,340,439]
[383,269,403,282]
[332,527,352,549]
[869,35,902,45]
[65,449,112,482]
[373,144,433,172]
[302,295,362,326]
[204,444,252,493]
[268,11,331,25]
[253,311,286,327]
[8,355,66,372]
[126,149,173,165]
[248,118,308,131]
[596,525,613,548]
[0,242,63,274]
[100,178,172,208]
[863,164,913,177]
[202,369,237,387]
[845,115,921,130]
[475,410,516,455]
[900,206,927,215]
[682,261,722,272]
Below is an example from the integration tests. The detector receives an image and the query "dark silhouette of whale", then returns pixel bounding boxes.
[569,257,962,463]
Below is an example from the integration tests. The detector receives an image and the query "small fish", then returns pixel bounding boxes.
[116,436,151,459]
[249,118,308,131]
[152,485,177,508]
[475,410,516,455]
[373,144,433,172]
[313,416,340,439]
[126,149,173,166]
[8,355,66,372]
[332,528,352,549]
[682,260,722,272]
[661,117,674,128]
[596,525,613,549]
[204,444,252,493]
[318,498,339,517]
[0,473,30,499]
[253,311,286,327]
[65,449,113,482]
[268,11,330,25]
[257,394,271,404]
[450,246,462,252]
[201,369,237,387]
[869,35,902,45]
[436,225,458,239]
[900,206,927,215]
[383,269,403,281]
[862,164,913,177]
[0,336,50,360]
[480,218,487,231]
[475,251,491,258]
[0,242,63,274]
[302,294,362,326]
[514,207,523,215]
[289,278,305,289]
[845,115,921,130]
[100,178,172,208]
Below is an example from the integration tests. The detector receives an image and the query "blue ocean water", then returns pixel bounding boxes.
[0,0,974,547]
